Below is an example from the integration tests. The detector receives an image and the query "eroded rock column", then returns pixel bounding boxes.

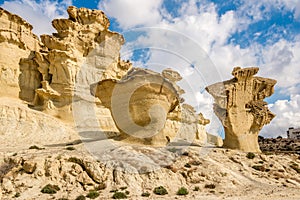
[206,67,276,152]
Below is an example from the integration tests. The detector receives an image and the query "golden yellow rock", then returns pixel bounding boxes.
[206,67,276,152]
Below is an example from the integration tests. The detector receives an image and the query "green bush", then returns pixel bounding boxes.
[141,192,150,197]
[153,186,168,195]
[40,184,60,194]
[86,190,99,199]
[177,187,189,195]
[112,191,127,199]
[75,195,86,200]
[246,152,255,159]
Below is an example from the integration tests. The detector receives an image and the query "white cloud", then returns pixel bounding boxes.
[98,0,163,29]
[261,95,300,137]
[1,0,72,36]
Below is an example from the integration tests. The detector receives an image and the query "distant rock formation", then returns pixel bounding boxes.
[206,67,277,152]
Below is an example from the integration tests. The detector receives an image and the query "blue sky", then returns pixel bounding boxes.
[1,0,300,137]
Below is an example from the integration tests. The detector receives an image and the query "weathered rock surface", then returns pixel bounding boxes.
[0,8,41,99]
[0,146,299,199]
[206,67,277,152]
[94,68,212,146]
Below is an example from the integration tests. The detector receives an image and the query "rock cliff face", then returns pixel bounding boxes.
[206,67,276,152]
[0,8,41,99]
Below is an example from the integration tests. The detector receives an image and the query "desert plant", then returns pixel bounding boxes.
[29,145,44,150]
[112,191,127,199]
[41,184,60,194]
[86,190,99,199]
[141,192,150,197]
[252,165,265,172]
[120,186,127,190]
[153,186,168,195]
[193,186,200,191]
[204,184,216,189]
[177,187,189,195]
[184,163,191,168]
[246,152,255,159]
[66,146,75,151]
[14,192,20,198]
[75,195,86,200]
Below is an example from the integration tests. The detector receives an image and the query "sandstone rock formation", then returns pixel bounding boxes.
[94,67,211,146]
[0,6,214,148]
[206,67,277,152]
[0,8,42,99]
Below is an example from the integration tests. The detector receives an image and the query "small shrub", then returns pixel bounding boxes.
[110,189,118,193]
[141,192,150,197]
[153,186,168,195]
[86,190,99,199]
[41,184,60,194]
[252,165,265,172]
[204,184,216,189]
[75,195,86,200]
[66,146,75,151]
[29,145,44,150]
[177,187,189,195]
[120,186,127,190]
[193,186,200,191]
[112,191,127,199]
[14,192,20,198]
[184,163,191,168]
[12,153,17,156]
[246,152,255,159]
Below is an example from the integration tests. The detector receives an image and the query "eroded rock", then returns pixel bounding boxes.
[206,67,276,152]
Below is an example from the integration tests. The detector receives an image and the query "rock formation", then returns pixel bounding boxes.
[206,67,277,152]
[0,6,215,148]
[93,67,211,146]
[0,8,42,99]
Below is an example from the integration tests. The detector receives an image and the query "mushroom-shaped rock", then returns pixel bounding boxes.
[206,67,276,152]
[94,68,180,145]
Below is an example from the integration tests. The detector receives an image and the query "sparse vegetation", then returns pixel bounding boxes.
[112,191,127,199]
[204,184,216,189]
[120,186,127,190]
[141,192,150,197]
[14,192,20,198]
[86,190,99,199]
[75,195,86,200]
[193,186,200,191]
[252,165,265,172]
[246,152,255,159]
[177,187,189,195]
[66,146,75,151]
[29,145,44,150]
[153,186,168,195]
[184,163,191,168]
[41,184,60,194]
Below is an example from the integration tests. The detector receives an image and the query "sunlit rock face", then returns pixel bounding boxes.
[0,8,42,99]
[206,67,277,152]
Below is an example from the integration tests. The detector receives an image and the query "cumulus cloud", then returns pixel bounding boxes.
[1,0,72,36]
[98,0,163,29]
[261,95,300,137]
